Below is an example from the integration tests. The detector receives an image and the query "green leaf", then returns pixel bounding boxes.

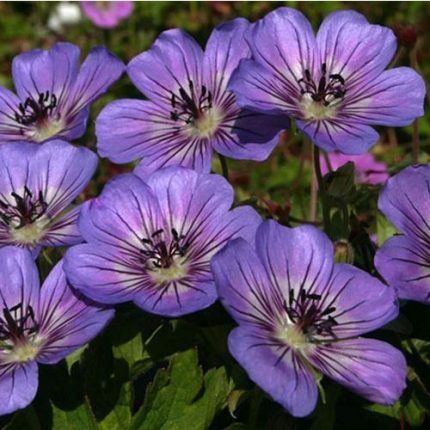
[130,348,230,430]
[324,162,356,201]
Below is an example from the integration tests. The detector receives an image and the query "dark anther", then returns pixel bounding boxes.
[169,80,213,125]
[298,63,346,107]
[14,91,58,127]
[0,187,48,229]
[0,303,39,344]
[140,227,190,269]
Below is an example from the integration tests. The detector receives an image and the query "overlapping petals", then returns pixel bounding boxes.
[97,19,288,173]
[0,247,113,416]
[64,167,262,317]
[229,7,425,154]
[212,220,405,416]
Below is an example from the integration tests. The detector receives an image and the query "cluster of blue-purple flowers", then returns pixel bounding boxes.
[0,7,427,419]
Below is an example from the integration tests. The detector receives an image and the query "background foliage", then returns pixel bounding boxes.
[1,1,430,429]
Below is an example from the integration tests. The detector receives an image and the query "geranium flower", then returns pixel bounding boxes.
[212,220,406,417]
[96,19,287,173]
[0,42,123,144]
[320,152,389,185]
[229,8,425,154]
[0,246,113,416]
[81,1,134,29]
[0,140,97,253]
[375,165,430,303]
[64,167,261,316]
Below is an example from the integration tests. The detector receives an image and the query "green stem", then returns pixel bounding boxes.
[313,146,331,235]
[218,154,229,181]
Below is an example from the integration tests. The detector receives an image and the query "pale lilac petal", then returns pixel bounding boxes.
[127,29,203,106]
[228,327,318,417]
[36,260,114,364]
[0,362,38,416]
[309,338,406,404]
[12,42,80,104]
[375,235,430,303]
[316,11,396,84]
[297,118,379,154]
[344,68,425,127]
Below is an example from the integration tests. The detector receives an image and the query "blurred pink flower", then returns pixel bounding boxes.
[81,1,133,29]
[320,152,389,185]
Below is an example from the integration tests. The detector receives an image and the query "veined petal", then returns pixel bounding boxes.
[36,261,114,364]
[322,263,398,338]
[309,338,406,405]
[127,29,203,106]
[228,327,318,417]
[375,235,430,303]
[316,11,396,86]
[64,243,143,305]
[255,221,334,300]
[39,205,83,247]
[343,67,425,127]
[65,47,124,118]
[248,7,318,91]
[0,247,39,315]
[0,362,38,416]
[0,87,26,142]
[78,173,163,252]
[28,140,98,216]
[297,118,379,154]
[378,164,430,238]
[12,42,80,104]
[203,18,250,96]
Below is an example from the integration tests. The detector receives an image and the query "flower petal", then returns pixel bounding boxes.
[12,42,80,103]
[39,205,83,247]
[36,260,114,364]
[0,87,26,142]
[309,338,406,405]
[78,173,163,251]
[316,11,396,85]
[65,47,124,118]
[322,263,398,338]
[255,221,334,299]
[297,118,379,154]
[343,67,425,127]
[378,164,430,237]
[28,140,98,216]
[203,18,250,95]
[228,326,318,417]
[375,235,430,303]
[0,246,39,313]
[127,29,203,106]
[0,362,38,416]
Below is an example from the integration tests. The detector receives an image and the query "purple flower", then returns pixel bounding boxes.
[211,220,406,417]
[229,8,425,155]
[96,19,288,174]
[81,1,134,29]
[375,165,430,303]
[64,167,261,317]
[0,140,97,253]
[0,246,113,416]
[320,152,389,185]
[0,42,123,144]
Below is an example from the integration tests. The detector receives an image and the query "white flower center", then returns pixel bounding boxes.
[149,258,188,284]
[299,94,340,121]
[10,220,46,245]
[277,323,309,352]
[187,107,223,139]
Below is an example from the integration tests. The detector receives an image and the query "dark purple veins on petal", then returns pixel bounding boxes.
[140,228,190,269]
[170,80,213,125]
[298,63,346,107]
[0,186,48,229]
[14,91,59,130]
[0,303,39,350]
